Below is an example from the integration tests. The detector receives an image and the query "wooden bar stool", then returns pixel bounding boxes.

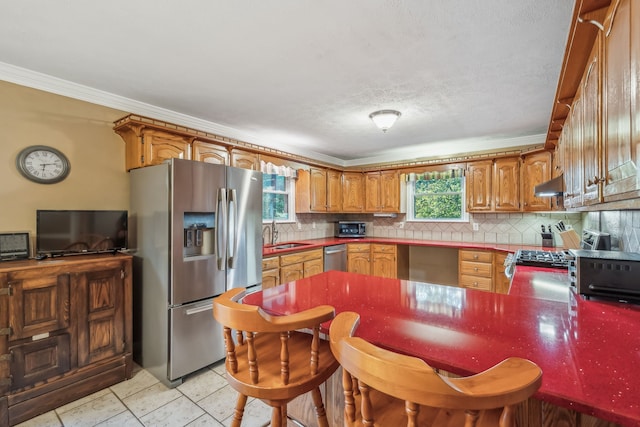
[329,311,543,427]
[213,288,340,427]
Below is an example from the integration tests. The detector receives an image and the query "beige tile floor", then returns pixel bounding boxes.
[15,361,276,427]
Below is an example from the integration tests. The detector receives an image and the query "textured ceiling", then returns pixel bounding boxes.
[0,1,575,166]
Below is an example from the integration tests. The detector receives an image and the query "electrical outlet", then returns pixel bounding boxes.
[297,222,301,230]
[472,222,479,231]
[312,222,316,229]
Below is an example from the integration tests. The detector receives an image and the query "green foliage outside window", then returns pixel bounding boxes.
[412,177,464,220]
[263,174,290,221]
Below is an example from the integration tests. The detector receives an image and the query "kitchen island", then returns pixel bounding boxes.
[242,269,640,427]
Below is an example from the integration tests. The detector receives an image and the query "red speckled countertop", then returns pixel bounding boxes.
[262,236,549,256]
[242,269,640,426]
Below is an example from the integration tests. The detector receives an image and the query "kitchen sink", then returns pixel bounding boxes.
[270,243,311,250]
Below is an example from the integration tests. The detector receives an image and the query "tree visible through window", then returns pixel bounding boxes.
[407,173,467,221]
[262,174,293,221]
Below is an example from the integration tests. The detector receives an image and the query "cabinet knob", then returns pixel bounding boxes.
[473,254,478,259]
[474,267,479,272]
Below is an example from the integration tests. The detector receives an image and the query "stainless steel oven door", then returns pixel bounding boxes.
[168,298,224,382]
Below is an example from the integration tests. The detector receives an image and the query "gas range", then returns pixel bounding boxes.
[514,249,569,269]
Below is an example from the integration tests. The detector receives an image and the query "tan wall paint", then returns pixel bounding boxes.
[0,81,128,248]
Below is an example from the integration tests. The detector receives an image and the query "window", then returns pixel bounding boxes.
[261,161,296,222]
[406,170,468,222]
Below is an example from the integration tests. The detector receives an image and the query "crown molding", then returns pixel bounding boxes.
[0,61,345,166]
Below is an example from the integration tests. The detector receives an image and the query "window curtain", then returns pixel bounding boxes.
[405,168,465,182]
[260,160,297,178]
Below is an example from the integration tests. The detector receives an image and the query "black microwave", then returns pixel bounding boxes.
[335,221,366,238]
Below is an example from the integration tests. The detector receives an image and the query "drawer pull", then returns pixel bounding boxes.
[473,255,479,259]
[474,267,479,272]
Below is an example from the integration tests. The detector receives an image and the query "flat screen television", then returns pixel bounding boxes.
[36,210,128,256]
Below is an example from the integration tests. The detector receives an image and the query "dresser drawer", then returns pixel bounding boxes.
[459,261,493,277]
[348,243,370,253]
[279,249,323,266]
[459,249,493,263]
[371,244,396,254]
[262,256,279,270]
[459,275,493,291]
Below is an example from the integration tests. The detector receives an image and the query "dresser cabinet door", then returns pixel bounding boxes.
[74,264,125,366]
[8,273,70,341]
[9,334,71,390]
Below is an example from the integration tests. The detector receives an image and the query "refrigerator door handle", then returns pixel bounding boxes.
[228,188,238,269]
[184,303,214,316]
[217,187,227,270]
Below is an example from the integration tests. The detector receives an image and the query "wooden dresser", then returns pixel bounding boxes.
[0,254,133,426]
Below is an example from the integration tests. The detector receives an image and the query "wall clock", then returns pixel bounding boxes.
[16,145,71,184]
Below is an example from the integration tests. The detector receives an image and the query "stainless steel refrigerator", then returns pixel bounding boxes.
[129,158,262,386]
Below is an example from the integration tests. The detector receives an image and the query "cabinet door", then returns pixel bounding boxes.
[310,168,328,211]
[8,273,70,341]
[466,160,493,212]
[262,269,280,289]
[142,129,191,167]
[582,37,603,206]
[371,245,396,279]
[327,170,342,212]
[567,95,584,208]
[364,172,381,212]
[494,252,511,295]
[304,258,324,277]
[10,334,71,390]
[281,263,304,283]
[521,151,552,211]
[347,244,371,274]
[74,264,125,366]
[493,158,520,211]
[193,141,229,165]
[342,172,365,212]
[230,149,259,170]
[602,0,640,201]
[379,171,400,212]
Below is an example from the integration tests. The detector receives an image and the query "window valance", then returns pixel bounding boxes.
[405,168,465,182]
[260,161,297,178]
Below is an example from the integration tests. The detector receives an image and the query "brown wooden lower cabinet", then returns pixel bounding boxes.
[0,255,133,427]
[262,249,324,288]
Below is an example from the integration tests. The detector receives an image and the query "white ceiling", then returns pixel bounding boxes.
[0,1,574,167]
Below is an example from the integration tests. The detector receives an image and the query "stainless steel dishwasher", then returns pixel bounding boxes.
[324,244,347,272]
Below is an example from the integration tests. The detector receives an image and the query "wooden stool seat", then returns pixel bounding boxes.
[213,288,340,427]
[329,311,543,427]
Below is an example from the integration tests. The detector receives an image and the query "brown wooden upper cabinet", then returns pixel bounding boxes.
[521,151,552,211]
[365,170,400,212]
[114,125,192,171]
[556,0,640,209]
[230,149,260,170]
[493,157,520,212]
[467,154,551,212]
[602,0,640,202]
[296,167,342,213]
[466,160,493,211]
[342,172,365,212]
[192,140,230,165]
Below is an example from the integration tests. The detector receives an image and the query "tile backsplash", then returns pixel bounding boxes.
[270,209,640,253]
[275,212,584,247]
[584,210,640,252]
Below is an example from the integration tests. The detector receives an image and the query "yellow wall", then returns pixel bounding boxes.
[0,81,128,246]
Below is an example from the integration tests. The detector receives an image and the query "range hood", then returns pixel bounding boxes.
[534,174,564,197]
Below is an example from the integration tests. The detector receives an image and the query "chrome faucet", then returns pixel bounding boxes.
[271,219,278,244]
[262,220,278,246]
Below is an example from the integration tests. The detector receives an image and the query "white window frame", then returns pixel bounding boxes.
[406,176,469,222]
[262,173,296,224]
